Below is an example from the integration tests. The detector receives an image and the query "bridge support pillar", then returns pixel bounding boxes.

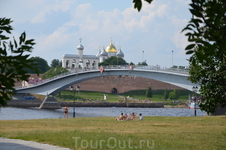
[39,95,62,109]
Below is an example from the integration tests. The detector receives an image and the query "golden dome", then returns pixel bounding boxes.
[106,42,117,53]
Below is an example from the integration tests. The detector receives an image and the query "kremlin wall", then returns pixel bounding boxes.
[75,76,185,93]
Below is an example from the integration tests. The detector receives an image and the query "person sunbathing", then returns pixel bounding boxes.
[115,113,124,121]
[127,112,136,120]
[123,113,129,120]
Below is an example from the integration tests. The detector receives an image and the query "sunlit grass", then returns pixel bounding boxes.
[0,116,226,150]
[56,90,190,103]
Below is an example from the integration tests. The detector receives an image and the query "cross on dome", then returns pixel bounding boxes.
[79,38,82,43]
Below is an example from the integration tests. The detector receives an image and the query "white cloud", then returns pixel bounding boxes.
[31,0,75,24]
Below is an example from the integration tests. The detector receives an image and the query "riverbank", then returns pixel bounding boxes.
[7,100,164,108]
[164,104,188,108]
[0,116,225,149]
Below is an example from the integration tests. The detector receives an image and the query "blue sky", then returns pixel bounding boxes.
[1,0,191,68]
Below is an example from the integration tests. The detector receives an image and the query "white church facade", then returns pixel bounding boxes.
[62,39,124,69]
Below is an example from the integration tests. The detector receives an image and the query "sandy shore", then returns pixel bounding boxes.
[164,105,188,108]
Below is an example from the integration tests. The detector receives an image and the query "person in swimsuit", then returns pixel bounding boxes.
[63,105,68,118]
[115,113,124,121]
[127,112,136,120]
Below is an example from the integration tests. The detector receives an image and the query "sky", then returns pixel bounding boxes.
[1,0,192,68]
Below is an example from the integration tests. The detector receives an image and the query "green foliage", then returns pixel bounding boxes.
[51,59,61,68]
[30,57,50,73]
[42,66,69,79]
[182,0,226,114]
[146,86,153,98]
[98,56,128,66]
[168,89,179,100]
[178,66,185,69]
[169,92,175,100]
[137,61,148,66]
[163,89,169,100]
[173,89,179,100]
[0,17,39,106]
[172,65,178,68]
[133,0,153,12]
[129,62,135,65]
[25,56,50,73]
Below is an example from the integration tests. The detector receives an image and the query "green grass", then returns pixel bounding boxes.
[0,116,226,150]
[56,91,120,102]
[55,90,192,103]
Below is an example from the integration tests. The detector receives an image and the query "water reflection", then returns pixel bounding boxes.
[0,107,207,120]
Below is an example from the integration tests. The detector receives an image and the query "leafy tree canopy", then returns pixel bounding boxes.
[129,62,135,65]
[24,56,50,73]
[169,92,175,100]
[51,59,61,68]
[30,57,50,73]
[163,89,169,100]
[182,0,226,114]
[146,87,153,98]
[137,61,148,66]
[98,56,128,66]
[42,66,69,79]
[169,89,179,100]
[0,17,39,106]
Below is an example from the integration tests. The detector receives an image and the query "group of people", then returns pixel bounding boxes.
[63,105,144,121]
[115,112,143,121]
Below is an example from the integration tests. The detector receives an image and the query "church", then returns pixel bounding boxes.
[62,39,124,69]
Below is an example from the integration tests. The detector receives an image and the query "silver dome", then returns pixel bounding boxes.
[116,48,124,57]
[77,44,84,50]
[99,47,108,56]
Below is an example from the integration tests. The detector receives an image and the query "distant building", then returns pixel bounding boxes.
[21,75,43,87]
[61,38,124,69]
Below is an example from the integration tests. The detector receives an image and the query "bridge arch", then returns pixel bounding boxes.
[16,69,197,96]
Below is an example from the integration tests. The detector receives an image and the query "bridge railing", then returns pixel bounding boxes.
[15,65,189,90]
[102,65,189,74]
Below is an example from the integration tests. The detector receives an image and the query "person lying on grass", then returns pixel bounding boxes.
[115,113,124,121]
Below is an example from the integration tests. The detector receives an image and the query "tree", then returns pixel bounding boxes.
[182,0,226,114]
[146,87,152,98]
[169,92,175,101]
[51,59,61,68]
[133,0,226,114]
[25,56,50,73]
[129,62,135,65]
[0,18,39,106]
[98,56,128,66]
[163,89,169,100]
[30,57,50,73]
[168,89,179,101]
[137,61,148,66]
[42,66,69,79]
[173,89,179,100]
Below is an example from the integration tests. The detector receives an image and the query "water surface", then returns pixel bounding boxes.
[0,107,206,120]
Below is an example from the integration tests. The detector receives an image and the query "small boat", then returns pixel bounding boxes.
[189,102,200,109]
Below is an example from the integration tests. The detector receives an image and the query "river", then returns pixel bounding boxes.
[0,107,207,120]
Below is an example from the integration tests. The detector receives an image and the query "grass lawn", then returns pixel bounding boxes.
[56,90,191,103]
[0,116,226,150]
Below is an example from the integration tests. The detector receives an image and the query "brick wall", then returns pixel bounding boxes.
[75,76,185,93]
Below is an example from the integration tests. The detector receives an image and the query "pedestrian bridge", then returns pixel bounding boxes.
[16,66,197,96]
